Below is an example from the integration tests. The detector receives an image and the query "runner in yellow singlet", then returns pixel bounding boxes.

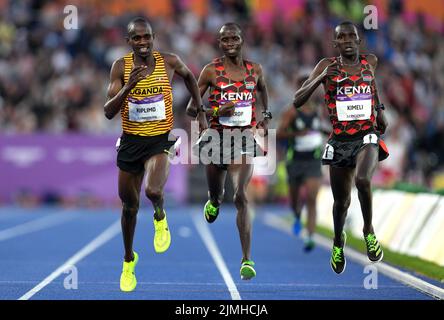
[104,17,207,292]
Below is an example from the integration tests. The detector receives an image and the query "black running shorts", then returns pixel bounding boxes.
[193,129,266,170]
[116,132,177,174]
[286,159,322,186]
[321,132,389,168]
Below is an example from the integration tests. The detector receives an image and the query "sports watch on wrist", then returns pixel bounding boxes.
[375,104,385,111]
[262,111,272,120]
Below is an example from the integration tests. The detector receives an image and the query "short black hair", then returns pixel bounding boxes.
[334,21,359,38]
[219,22,243,36]
[127,17,152,36]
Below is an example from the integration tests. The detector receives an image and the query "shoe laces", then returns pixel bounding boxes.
[155,218,166,232]
[332,246,343,263]
[365,234,378,252]
[206,203,218,216]
[123,268,133,277]
[122,262,134,277]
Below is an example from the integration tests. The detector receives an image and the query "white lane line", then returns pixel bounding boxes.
[262,213,444,300]
[0,214,76,242]
[0,280,410,288]
[192,214,241,300]
[18,219,121,300]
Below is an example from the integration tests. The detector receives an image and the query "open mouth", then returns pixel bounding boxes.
[139,47,149,53]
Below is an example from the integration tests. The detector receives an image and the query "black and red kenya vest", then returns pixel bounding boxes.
[208,57,257,130]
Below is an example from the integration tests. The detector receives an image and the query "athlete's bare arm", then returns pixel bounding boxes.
[186,63,213,117]
[276,107,300,139]
[163,53,203,112]
[255,63,269,113]
[104,59,147,119]
[366,54,388,134]
[366,53,377,68]
[293,58,337,109]
[255,63,269,132]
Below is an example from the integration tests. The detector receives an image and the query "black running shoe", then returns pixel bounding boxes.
[364,233,383,262]
[330,231,347,274]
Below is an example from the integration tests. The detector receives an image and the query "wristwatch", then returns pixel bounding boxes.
[262,111,272,120]
[375,104,385,111]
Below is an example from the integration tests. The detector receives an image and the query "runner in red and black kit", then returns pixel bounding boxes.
[293,21,389,274]
[187,23,271,280]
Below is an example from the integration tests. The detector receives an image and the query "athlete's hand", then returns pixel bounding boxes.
[376,110,388,134]
[320,61,339,80]
[126,65,147,90]
[218,101,235,116]
[256,118,269,136]
[196,111,208,133]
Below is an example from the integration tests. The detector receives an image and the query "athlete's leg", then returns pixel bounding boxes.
[329,166,354,246]
[304,176,322,236]
[228,157,254,261]
[206,164,227,207]
[289,183,302,221]
[119,169,144,262]
[288,181,304,236]
[144,153,170,220]
[354,145,379,235]
[144,153,172,253]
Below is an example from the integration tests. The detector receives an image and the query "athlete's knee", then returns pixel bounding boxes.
[306,195,317,208]
[306,190,318,206]
[333,197,351,212]
[233,191,248,210]
[145,186,163,202]
[122,203,139,217]
[355,175,371,192]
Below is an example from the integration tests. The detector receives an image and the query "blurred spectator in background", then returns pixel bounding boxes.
[276,74,328,252]
[1,0,443,195]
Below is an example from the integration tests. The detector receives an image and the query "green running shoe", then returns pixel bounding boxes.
[204,200,219,223]
[120,251,139,292]
[330,231,346,274]
[240,260,256,280]
[364,233,383,262]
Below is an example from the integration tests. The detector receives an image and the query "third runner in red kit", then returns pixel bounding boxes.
[293,21,389,274]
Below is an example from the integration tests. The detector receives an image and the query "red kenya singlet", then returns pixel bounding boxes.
[323,54,378,139]
[208,57,257,131]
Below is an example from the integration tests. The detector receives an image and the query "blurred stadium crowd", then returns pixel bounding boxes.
[1,0,443,195]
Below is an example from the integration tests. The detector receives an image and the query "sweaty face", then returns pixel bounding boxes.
[218,28,243,57]
[128,23,154,58]
[334,25,360,57]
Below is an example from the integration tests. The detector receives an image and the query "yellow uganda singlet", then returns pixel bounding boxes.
[121,51,173,136]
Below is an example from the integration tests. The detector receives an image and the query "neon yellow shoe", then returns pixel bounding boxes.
[120,251,138,292]
[153,212,171,253]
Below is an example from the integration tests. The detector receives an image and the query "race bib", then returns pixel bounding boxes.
[336,93,372,121]
[219,101,252,127]
[294,131,323,152]
[128,94,166,122]
[322,143,334,160]
[363,133,378,145]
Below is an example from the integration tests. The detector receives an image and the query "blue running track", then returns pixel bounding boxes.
[0,205,440,300]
